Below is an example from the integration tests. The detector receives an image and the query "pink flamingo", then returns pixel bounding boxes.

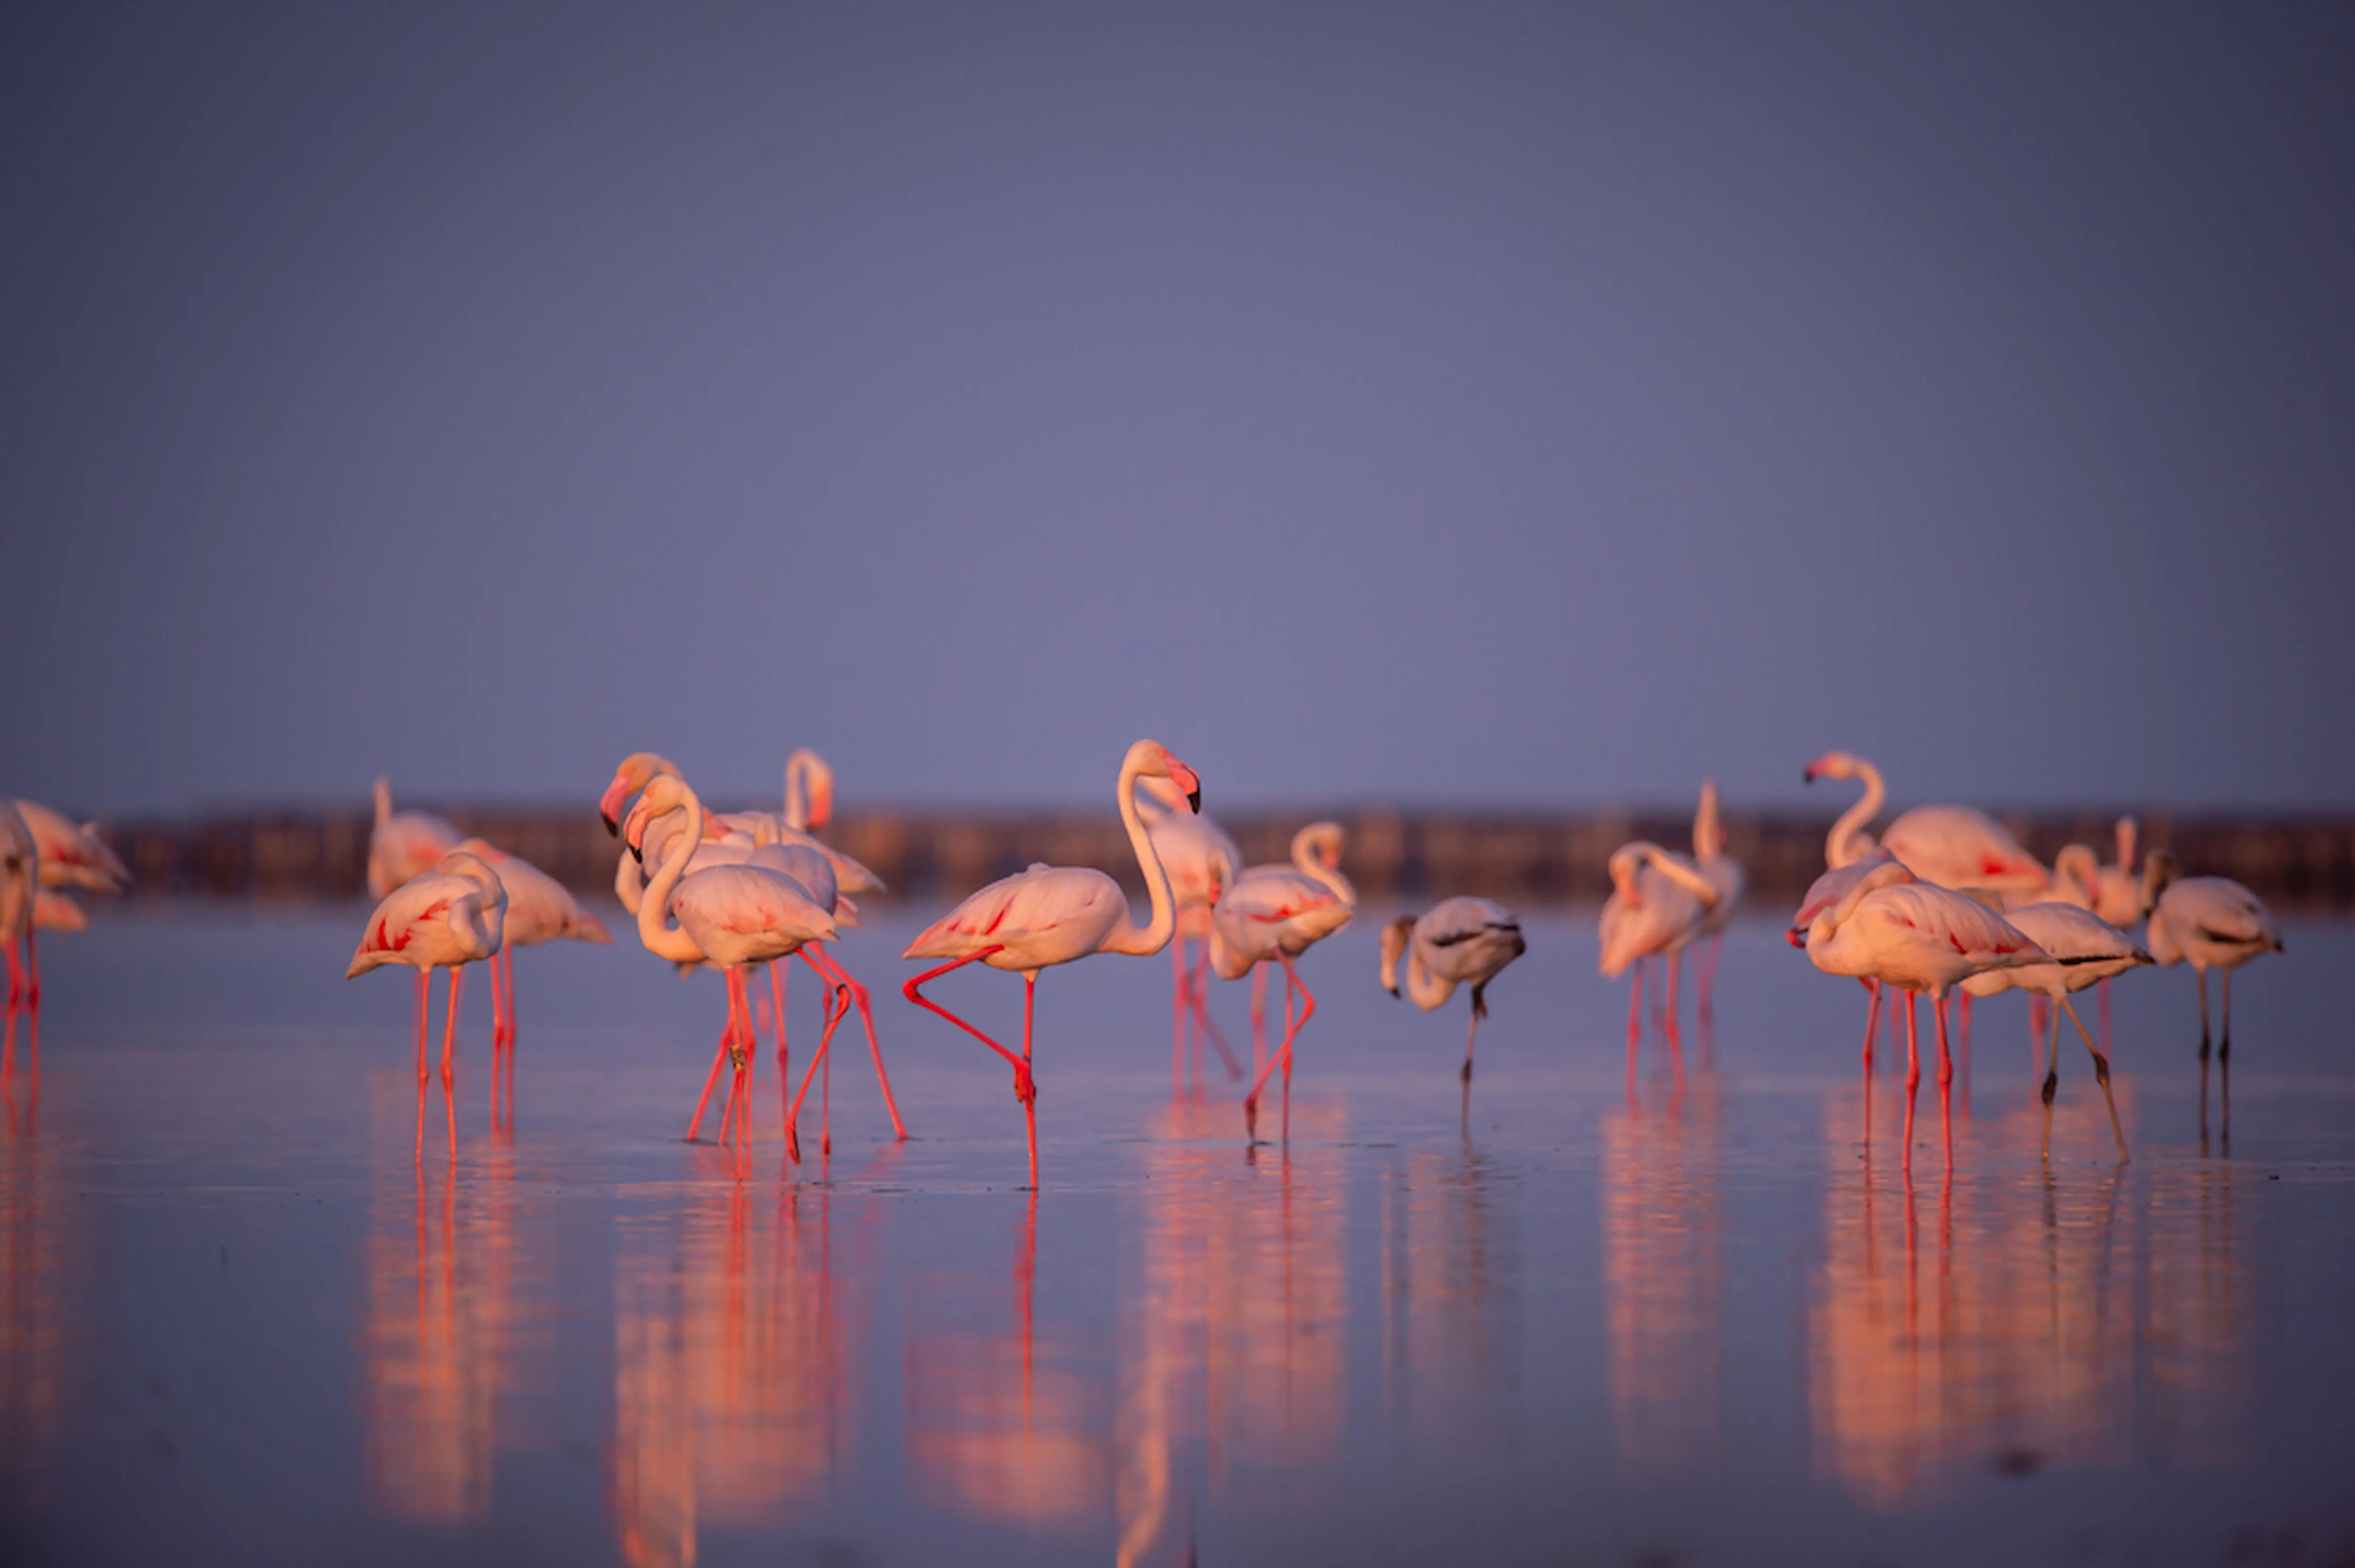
[1957,902,2144,1159]
[2092,816,2143,1051]
[900,739,1201,1190]
[451,838,609,1133]
[1599,842,1722,1091]
[1,803,36,1075]
[1801,858,2049,1167]
[1230,823,1352,1068]
[346,850,508,1162]
[368,779,460,900]
[1787,846,1907,1071]
[1380,896,1526,1086]
[626,775,842,1164]
[1136,772,1243,1087]
[1689,781,1744,1025]
[1203,837,1354,1141]
[9,800,129,894]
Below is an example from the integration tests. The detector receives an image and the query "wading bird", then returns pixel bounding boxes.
[1801,857,2050,1165]
[1381,897,1526,1088]
[1801,753,2048,892]
[1690,781,1744,1023]
[347,850,508,1161]
[1204,830,1355,1141]
[1,803,36,1071]
[626,775,840,1162]
[368,779,461,900]
[1136,771,1243,1086]
[1957,902,2145,1159]
[2141,850,2282,1062]
[10,800,129,894]
[1599,842,1722,1086]
[901,739,1201,1190]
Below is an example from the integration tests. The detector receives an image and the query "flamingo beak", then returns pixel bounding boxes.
[622,800,650,862]
[1165,758,1202,814]
[598,776,631,835]
[1785,926,1806,949]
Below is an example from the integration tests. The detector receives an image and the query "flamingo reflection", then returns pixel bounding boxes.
[1380,1140,1521,1449]
[1807,1079,2253,1507]
[1601,1080,1725,1473]
[608,1180,871,1568]
[0,1109,72,1504]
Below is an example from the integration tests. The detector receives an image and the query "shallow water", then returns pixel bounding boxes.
[0,904,2350,1567]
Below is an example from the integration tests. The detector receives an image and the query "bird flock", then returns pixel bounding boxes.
[0,742,2287,1185]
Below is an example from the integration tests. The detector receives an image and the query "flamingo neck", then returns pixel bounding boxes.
[1820,859,1912,938]
[1828,761,1884,868]
[374,778,392,826]
[1099,755,1178,957]
[636,790,706,963]
[1694,782,1722,862]
[1402,945,1454,1009]
[2115,817,2137,872]
[1290,824,1354,903]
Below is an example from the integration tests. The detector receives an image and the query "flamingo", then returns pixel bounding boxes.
[1957,902,2145,1159]
[2091,816,2144,1052]
[1801,857,2050,1166]
[1228,823,1352,1067]
[626,775,841,1162]
[1379,896,1526,1087]
[604,753,906,1144]
[1135,772,1243,1086]
[1202,832,1355,1141]
[1787,846,1908,1071]
[10,800,130,894]
[900,739,1201,1190]
[368,778,461,899]
[1598,842,1722,1088]
[1689,781,1744,1024]
[449,838,609,1127]
[1,803,36,1073]
[2140,849,2282,1062]
[346,850,508,1161]
[1801,753,2048,891]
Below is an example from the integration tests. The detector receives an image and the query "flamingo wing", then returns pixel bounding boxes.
[2167,878,2279,950]
[348,872,474,973]
[901,865,1120,960]
[1883,806,2046,889]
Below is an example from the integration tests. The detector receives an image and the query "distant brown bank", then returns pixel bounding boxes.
[88,806,2355,910]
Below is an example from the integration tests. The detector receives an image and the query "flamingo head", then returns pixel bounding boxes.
[433,850,507,901]
[807,770,834,829]
[1607,841,1663,908]
[623,775,697,861]
[1129,741,1201,813]
[1802,752,1861,784]
[600,752,682,836]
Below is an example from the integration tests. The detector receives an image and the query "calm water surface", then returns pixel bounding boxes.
[2,905,2351,1566]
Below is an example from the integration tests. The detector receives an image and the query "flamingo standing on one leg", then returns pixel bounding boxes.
[1380,897,1527,1097]
[346,851,508,1163]
[1203,842,1354,1142]
[1689,781,1744,1028]
[626,775,840,1164]
[367,779,461,900]
[1958,902,2147,1160]
[2141,849,2282,1065]
[1599,842,1721,1095]
[900,739,1201,1190]
[1136,772,1243,1088]
[1801,858,2051,1168]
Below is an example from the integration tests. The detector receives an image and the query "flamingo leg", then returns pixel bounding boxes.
[1625,962,1643,1106]
[1860,978,1881,1073]
[904,947,1039,1185]
[1171,935,1189,1094]
[1934,990,1953,1087]
[1462,982,1486,1085]
[1664,951,1685,1087]
[1243,952,1315,1143]
[2099,975,2113,1057]
[1189,947,1241,1082]
[2219,967,2233,1063]
[23,929,37,1011]
[808,946,907,1140]
[2039,994,2060,1159]
[2196,967,2212,1060]
[2059,995,2128,1161]
[1903,990,1919,1173]
[786,977,853,1164]
[414,968,431,1164]
[1250,962,1268,1076]
[687,1007,734,1143]
[440,967,465,1086]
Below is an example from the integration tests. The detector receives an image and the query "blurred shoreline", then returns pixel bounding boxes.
[82,805,2355,909]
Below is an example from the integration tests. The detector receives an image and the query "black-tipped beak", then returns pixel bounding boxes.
[602,812,619,837]
[1802,769,1815,784]
[1186,788,1202,814]
[1386,984,1400,999]
[629,841,643,865]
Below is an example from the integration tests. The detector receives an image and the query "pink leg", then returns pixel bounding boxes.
[23,929,37,1012]
[1243,952,1316,1141]
[414,968,431,1164]
[903,947,1037,1187]
[1937,997,1955,1168]
[1935,991,1954,1088]
[1625,962,1643,1106]
[2099,977,2112,1057]
[440,967,465,1085]
[1664,951,1685,1084]
[1902,990,1919,1172]
[807,946,907,1140]
[1190,946,1241,1081]
[1171,935,1189,1094]
[1860,978,1881,1072]
[686,1013,733,1143]
[1250,962,1268,1075]
[786,975,852,1164]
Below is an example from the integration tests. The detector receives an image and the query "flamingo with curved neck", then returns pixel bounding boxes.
[1803,752,1884,869]
[901,739,1200,1188]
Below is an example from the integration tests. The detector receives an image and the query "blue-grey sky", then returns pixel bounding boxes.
[6,3,2351,816]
